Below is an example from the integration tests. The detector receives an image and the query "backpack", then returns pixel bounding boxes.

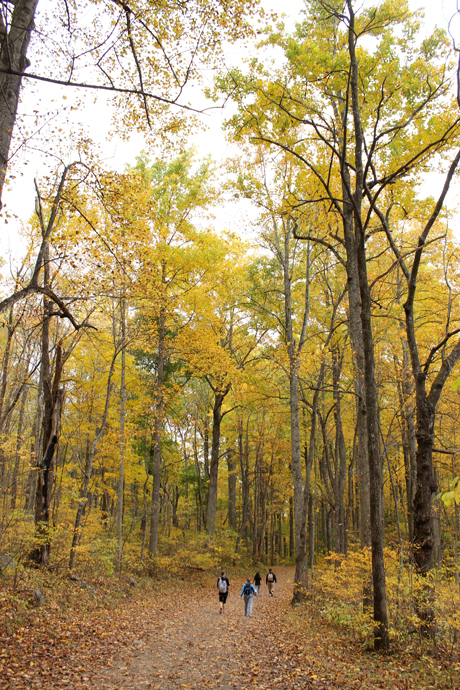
[218,577,227,594]
[243,583,252,596]
[267,572,274,582]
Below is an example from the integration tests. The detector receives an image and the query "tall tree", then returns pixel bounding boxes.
[219,0,460,648]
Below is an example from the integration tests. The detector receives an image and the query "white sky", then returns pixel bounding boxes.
[0,0,459,260]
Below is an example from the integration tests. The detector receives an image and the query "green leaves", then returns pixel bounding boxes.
[440,477,460,507]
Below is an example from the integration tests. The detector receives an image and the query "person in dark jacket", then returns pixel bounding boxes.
[217,570,230,614]
[266,568,277,596]
[254,572,262,596]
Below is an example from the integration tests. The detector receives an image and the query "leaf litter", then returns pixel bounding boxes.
[1,567,458,689]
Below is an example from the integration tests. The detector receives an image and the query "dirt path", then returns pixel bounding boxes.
[4,566,453,689]
[96,567,303,690]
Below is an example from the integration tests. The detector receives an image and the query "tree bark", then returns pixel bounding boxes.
[31,239,66,567]
[116,296,126,572]
[206,383,231,536]
[227,446,237,531]
[149,306,165,563]
[0,0,38,208]
[347,0,389,649]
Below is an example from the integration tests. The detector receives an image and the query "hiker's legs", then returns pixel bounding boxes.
[219,593,226,612]
[268,582,274,596]
[244,595,249,615]
[248,595,254,616]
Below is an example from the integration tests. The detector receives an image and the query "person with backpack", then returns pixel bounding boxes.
[254,572,262,596]
[217,570,230,614]
[240,578,256,616]
[266,568,277,596]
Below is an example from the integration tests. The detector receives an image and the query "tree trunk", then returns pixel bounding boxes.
[344,1,390,649]
[227,446,237,531]
[206,384,231,536]
[148,306,165,563]
[0,0,38,208]
[235,422,252,554]
[10,382,28,509]
[31,243,66,567]
[194,425,206,531]
[116,296,126,572]
[69,351,118,570]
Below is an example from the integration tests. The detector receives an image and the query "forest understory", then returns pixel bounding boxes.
[1,566,459,690]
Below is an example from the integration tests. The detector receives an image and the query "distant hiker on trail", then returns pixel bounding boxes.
[254,572,262,596]
[240,578,256,616]
[266,568,277,596]
[217,570,229,614]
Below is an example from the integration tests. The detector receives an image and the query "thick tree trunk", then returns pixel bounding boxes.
[345,1,389,649]
[354,170,389,652]
[0,0,38,208]
[206,384,231,536]
[342,219,371,549]
[412,393,437,574]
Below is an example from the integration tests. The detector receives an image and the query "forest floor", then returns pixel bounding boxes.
[1,565,458,689]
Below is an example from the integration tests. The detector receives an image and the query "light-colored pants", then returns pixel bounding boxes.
[254,584,261,596]
[244,594,254,616]
[268,582,274,595]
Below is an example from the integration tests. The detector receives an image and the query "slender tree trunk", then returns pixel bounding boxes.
[116,296,126,572]
[69,351,118,570]
[279,221,311,600]
[0,307,15,486]
[10,383,28,509]
[235,422,252,554]
[203,417,210,479]
[194,425,205,532]
[332,347,348,554]
[227,446,236,531]
[149,306,165,564]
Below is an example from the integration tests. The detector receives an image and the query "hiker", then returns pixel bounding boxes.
[254,572,262,596]
[240,578,256,616]
[266,568,277,596]
[217,570,230,614]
